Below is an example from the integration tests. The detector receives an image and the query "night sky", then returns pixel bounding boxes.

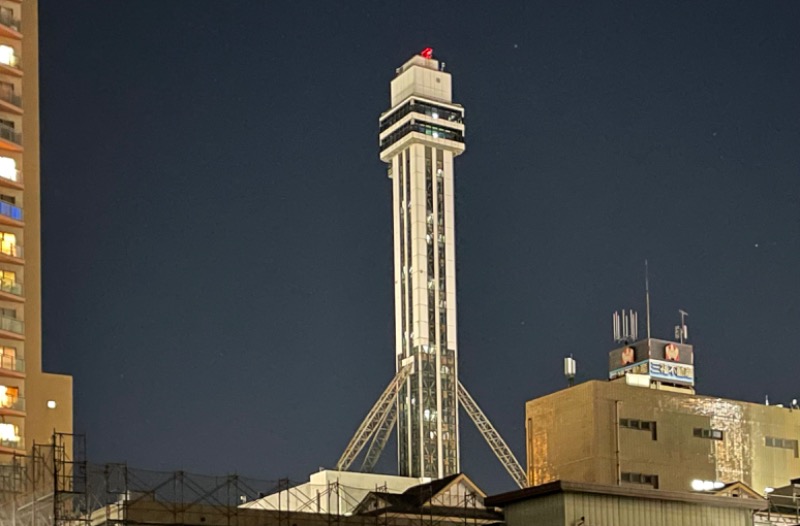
[38,1,799,495]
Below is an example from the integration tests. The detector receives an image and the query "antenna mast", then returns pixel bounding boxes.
[645,260,652,340]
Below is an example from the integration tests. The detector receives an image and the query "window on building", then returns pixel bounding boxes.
[621,472,659,489]
[766,437,799,458]
[0,81,13,101]
[0,45,16,67]
[0,346,15,370]
[694,427,724,440]
[0,157,16,182]
[0,384,19,408]
[0,422,20,443]
[0,232,18,257]
[0,270,16,293]
[619,418,658,440]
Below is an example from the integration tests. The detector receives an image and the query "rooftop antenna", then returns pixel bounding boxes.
[613,310,638,343]
[645,260,652,340]
[675,309,689,343]
[564,355,577,387]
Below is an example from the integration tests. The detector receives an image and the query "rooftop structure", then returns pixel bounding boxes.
[241,469,433,515]
[244,470,498,524]
[485,479,766,526]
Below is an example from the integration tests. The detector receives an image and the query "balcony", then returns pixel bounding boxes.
[0,279,22,302]
[0,354,23,377]
[0,201,21,225]
[0,53,20,78]
[0,436,22,452]
[0,12,20,39]
[0,124,21,152]
[0,169,22,190]
[0,395,23,413]
[0,315,22,340]
[0,90,21,115]
[0,243,22,264]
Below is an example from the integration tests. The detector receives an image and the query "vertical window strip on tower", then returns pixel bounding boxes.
[397,151,409,475]
[436,149,456,474]
[405,147,421,475]
[422,146,438,476]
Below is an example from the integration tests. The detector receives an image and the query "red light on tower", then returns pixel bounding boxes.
[420,47,433,59]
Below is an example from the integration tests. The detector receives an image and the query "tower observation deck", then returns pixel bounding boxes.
[379,49,465,479]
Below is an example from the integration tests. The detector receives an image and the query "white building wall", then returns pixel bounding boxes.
[241,470,430,515]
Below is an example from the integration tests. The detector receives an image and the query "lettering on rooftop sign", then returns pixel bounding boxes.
[649,359,694,385]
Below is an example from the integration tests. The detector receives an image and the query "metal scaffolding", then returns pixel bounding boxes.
[1,441,500,526]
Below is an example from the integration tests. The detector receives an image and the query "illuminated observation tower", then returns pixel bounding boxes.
[379,49,464,478]
[336,49,527,487]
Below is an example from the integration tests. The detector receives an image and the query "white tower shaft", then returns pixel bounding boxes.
[379,51,465,478]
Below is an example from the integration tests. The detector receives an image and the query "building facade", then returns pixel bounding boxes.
[0,0,72,459]
[378,49,465,479]
[526,380,800,494]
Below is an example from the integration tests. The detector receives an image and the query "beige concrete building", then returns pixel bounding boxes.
[0,0,72,459]
[526,380,800,494]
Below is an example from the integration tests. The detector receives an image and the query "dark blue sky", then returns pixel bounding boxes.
[38,1,799,494]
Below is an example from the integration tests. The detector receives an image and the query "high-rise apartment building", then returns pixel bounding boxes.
[379,49,465,479]
[0,0,72,459]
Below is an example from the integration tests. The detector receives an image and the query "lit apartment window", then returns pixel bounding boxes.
[694,427,724,440]
[0,45,16,67]
[0,385,19,408]
[0,232,17,257]
[0,346,15,370]
[0,422,20,443]
[0,270,16,294]
[0,157,16,182]
[766,436,799,458]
